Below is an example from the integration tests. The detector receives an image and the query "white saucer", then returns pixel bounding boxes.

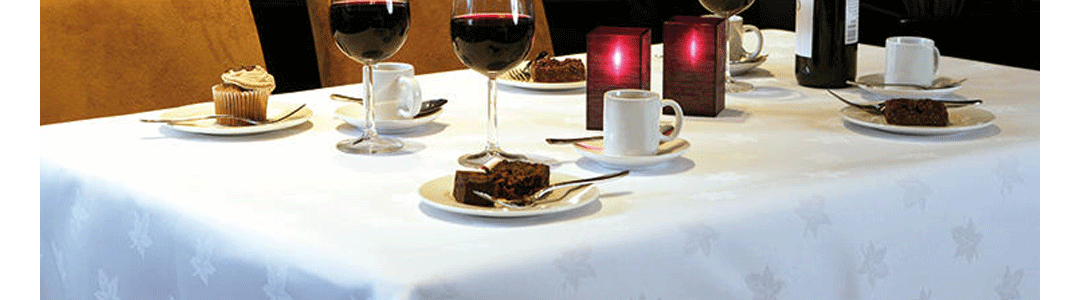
[418,173,599,218]
[334,102,442,134]
[156,102,312,135]
[496,61,586,90]
[840,106,995,135]
[852,73,963,98]
[573,138,690,169]
[730,54,768,75]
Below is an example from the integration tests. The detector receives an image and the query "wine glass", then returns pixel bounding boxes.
[698,0,756,93]
[329,0,411,154]
[450,0,536,167]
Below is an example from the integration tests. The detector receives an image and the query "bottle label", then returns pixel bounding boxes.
[845,0,859,45]
[795,0,813,57]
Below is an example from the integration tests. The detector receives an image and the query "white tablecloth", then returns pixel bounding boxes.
[40,30,1039,300]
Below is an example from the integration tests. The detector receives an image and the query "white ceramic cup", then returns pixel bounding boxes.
[885,36,941,87]
[602,89,684,156]
[728,15,763,62]
[365,62,422,120]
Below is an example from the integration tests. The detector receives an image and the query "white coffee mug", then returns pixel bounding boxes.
[728,15,763,62]
[885,36,940,87]
[603,89,684,156]
[365,62,422,120]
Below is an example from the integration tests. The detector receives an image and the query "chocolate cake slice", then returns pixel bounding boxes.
[453,170,494,207]
[530,57,585,83]
[489,160,549,201]
[882,99,948,126]
[452,160,550,207]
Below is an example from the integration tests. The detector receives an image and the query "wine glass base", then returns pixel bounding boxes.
[337,135,405,155]
[458,148,528,168]
[726,79,755,93]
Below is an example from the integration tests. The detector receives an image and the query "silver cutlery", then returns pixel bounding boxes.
[472,170,630,209]
[546,125,675,145]
[848,77,968,90]
[503,50,548,82]
[329,93,447,117]
[826,90,981,114]
[141,103,306,125]
[505,68,531,81]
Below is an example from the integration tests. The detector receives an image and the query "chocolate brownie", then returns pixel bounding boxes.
[453,170,495,207]
[451,160,550,207]
[531,57,585,83]
[882,99,948,126]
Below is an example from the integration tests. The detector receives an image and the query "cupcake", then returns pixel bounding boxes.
[212,65,276,126]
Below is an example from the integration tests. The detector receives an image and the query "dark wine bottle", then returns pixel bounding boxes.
[795,0,858,88]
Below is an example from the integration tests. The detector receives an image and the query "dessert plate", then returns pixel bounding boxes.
[840,106,995,135]
[852,73,963,98]
[730,54,768,75]
[496,61,586,90]
[573,138,690,169]
[156,101,312,135]
[335,102,442,134]
[418,173,599,218]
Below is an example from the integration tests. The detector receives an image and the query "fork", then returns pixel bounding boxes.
[141,103,306,125]
[825,90,982,114]
[503,50,549,82]
[847,77,968,90]
[472,170,630,209]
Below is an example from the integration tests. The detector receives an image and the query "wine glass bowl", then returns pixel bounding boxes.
[697,0,757,93]
[329,0,411,154]
[450,0,536,167]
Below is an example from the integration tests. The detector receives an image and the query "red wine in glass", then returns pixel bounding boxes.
[450,13,535,76]
[330,0,410,63]
[329,0,411,154]
[449,0,536,167]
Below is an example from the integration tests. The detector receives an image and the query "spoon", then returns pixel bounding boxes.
[472,170,629,209]
[546,125,675,145]
[330,93,447,118]
[141,103,307,125]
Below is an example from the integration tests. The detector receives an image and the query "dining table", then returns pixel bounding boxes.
[39,29,1039,300]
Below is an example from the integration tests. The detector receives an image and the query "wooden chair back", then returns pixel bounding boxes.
[41,0,266,125]
[306,0,555,87]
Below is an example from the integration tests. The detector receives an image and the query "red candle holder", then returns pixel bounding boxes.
[586,26,651,130]
[663,16,726,116]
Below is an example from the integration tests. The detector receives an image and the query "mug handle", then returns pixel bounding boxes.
[931,46,941,76]
[659,99,683,142]
[742,24,763,60]
[397,76,423,118]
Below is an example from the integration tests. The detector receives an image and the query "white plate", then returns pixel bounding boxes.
[157,102,311,135]
[496,61,586,90]
[840,106,995,135]
[852,73,963,98]
[418,173,599,218]
[730,54,768,75]
[334,103,442,134]
[574,138,690,169]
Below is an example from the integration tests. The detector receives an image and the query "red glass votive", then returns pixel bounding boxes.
[586,26,651,130]
[663,16,726,116]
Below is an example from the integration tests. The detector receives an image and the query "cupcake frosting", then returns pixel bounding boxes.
[221,65,276,92]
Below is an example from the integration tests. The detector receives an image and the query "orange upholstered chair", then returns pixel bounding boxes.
[40,0,267,125]
[305,0,555,87]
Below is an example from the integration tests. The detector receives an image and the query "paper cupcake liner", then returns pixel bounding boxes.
[212,85,269,126]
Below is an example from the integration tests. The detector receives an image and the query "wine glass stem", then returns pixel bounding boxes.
[363,62,379,138]
[485,77,499,152]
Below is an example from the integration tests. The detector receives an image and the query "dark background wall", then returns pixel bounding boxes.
[250,0,1039,93]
